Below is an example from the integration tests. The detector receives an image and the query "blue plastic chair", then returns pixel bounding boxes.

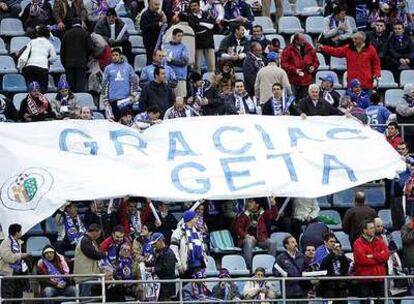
[332,188,355,208]
[278,17,304,34]
[222,255,250,276]
[0,56,18,74]
[270,232,291,252]
[206,256,219,277]
[2,74,27,92]
[92,111,105,120]
[334,231,352,252]
[400,70,414,87]
[363,185,385,208]
[45,217,58,235]
[26,236,51,257]
[121,17,138,35]
[210,230,242,254]
[47,75,57,92]
[330,56,347,70]
[253,16,276,34]
[26,223,44,235]
[12,93,27,111]
[75,93,97,111]
[384,89,404,108]
[306,16,324,34]
[252,254,275,275]
[0,38,7,55]
[316,196,331,208]
[391,231,402,251]
[0,18,25,36]
[134,54,146,73]
[9,36,30,54]
[129,35,145,54]
[265,34,286,49]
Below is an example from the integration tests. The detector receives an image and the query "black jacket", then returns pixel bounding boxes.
[224,94,256,114]
[295,97,343,116]
[366,31,389,60]
[84,210,114,239]
[187,11,215,50]
[140,9,163,50]
[61,25,94,68]
[139,80,175,115]
[94,17,129,43]
[318,252,350,291]
[80,234,106,260]
[188,83,225,116]
[387,34,414,65]
[154,247,176,299]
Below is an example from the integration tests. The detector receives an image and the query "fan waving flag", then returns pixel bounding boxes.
[0,116,405,233]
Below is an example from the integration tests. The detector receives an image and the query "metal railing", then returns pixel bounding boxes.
[1,273,414,303]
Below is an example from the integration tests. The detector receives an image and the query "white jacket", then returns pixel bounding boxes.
[243,279,276,303]
[292,197,320,222]
[26,37,56,70]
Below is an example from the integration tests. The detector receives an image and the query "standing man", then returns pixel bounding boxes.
[162,28,189,97]
[243,42,265,97]
[353,219,390,304]
[140,0,167,65]
[0,224,31,303]
[61,18,94,92]
[149,233,176,302]
[366,19,389,65]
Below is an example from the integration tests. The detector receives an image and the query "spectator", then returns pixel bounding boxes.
[291,197,320,241]
[134,106,162,130]
[79,106,92,120]
[132,223,156,266]
[195,203,209,248]
[0,94,17,122]
[264,38,281,55]
[234,196,278,269]
[401,214,414,271]
[374,216,399,257]
[0,224,31,302]
[225,79,256,114]
[139,49,177,89]
[139,66,175,115]
[55,202,86,254]
[102,48,138,121]
[396,83,414,127]
[74,224,106,297]
[148,202,178,244]
[243,42,265,97]
[51,77,81,119]
[300,219,330,249]
[163,28,189,96]
[171,210,208,278]
[212,268,242,301]
[319,31,381,91]
[321,5,353,47]
[188,0,215,73]
[164,96,199,119]
[61,18,94,92]
[223,0,254,31]
[314,232,337,265]
[249,25,270,51]
[182,269,213,301]
[261,83,293,115]
[19,81,55,122]
[255,52,291,104]
[342,191,377,246]
[386,22,414,77]
[345,78,371,109]
[149,232,176,302]
[244,267,277,303]
[304,245,316,268]
[0,0,20,18]
[353,219,390,304]
[94,9,132,64]
[281,33,319,100]
[274,235,306,301]
[318,241,350,303]
[295,84,343,117]
[200,0,224,28]
[386,121,404,149]
[37,245,76,304]
[140,0,168,64]
[218,23,248,68]
[119,108,136,127]
[19,25,56,93]
[118,197,151,240]
[53,0,87,34]
[212,60,236,95]
[319,74,341,107]
[366,92,393,133]
[84,200,114,239]
[338,95,368,124]
[366,18,389,64]
[21,0,55,35]
[99,225,131,266]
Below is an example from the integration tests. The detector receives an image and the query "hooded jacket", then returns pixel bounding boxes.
[37,245,70,288]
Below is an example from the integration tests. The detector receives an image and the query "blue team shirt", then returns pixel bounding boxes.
[365,105,391,133]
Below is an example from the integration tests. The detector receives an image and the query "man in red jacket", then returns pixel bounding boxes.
[319,31,381,91]
[281,33,320,100]
[234,197,278,268]
[353,219,390,304]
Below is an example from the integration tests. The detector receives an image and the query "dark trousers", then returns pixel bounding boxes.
[360,281,385,304]
[54,239,75,255]
[23,65,49,93]
[292,85,308,101]
[2,277,23,304]
[391,196,405,230]
[65,67,87,93]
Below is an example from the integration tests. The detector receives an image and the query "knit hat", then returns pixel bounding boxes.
[192,269,206,279]
[350,79,361,89]
[218,268,230,278]
[266,51,278,62]
[149,232,165,245]
[183,210,196,222]
[404,83,414,95]
[29,81,40,92]
[57,77,70,90]
[319,74,334,84]
[41,244,56,257]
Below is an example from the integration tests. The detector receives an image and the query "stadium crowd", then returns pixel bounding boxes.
[0,0,413,302]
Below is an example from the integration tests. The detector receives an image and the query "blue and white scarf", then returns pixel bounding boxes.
[63,212,86,243]
[43,259,66,285]
[114,257,133,280]
[185,225,204,268]
[9,236,22,271]
[107,244,120,265]
[253,280,267,300]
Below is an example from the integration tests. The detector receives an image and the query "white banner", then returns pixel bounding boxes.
[0,116,405,233]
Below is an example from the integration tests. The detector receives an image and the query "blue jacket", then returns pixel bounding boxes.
[314,244,330,266]
[163,42,189,80]
[140,63,177,87]
[365,104,391,133]
[345,89,371,109]
[275,251,306,298]
[103,61,136,101]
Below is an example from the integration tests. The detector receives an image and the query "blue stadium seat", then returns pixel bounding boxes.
[0,56,18,74]
[206,255,219,277]
[297,0,321,16]
[75,93,97,111]
[400,70,414,87]
[319,210,342,230]
[134,54,146,73]
[253,16,276,34]
[210,230,242,254]
[116,2,127,16]
[330,56,347,70]
[252,254,275,275]
[378,70,398,89]
[2,74,27,92]
[12,93,26,111]
[27,236,51,257]
[92,111,105,120]
[48,75,57,92]
[315,71,341,88]
[332,188,355,208]
[270,232,291,252]
[278,17,304,34]
[213,34,225,53]
[363,185,385,208]
[316,196,331,208]
[222,255,250,276]
[0,18,25,36]
[316,53,329,70]
[391,231,402,251]
[304,34,314,47]
[9,36,30,54]
[50,37,61,54]
[0,38,7,55]
[282,0,293,15]
[50,57,65,73]
[306,16,324,34]
[26,223,44,235]
[129,35,145,54]
[265,34,286,49]
[45,217,58,235]
[334,231,352,252]
[121,17,138,35]
[384,89,404,108]
[378,209,392,230]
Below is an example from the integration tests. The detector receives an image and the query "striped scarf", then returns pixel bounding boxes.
[9,236,22,271]
[63,212,86,242]
[27,94,49,116]
[185,225,203,268]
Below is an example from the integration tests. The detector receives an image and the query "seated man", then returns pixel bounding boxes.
[183,269,215,301]
[37,245,76,304]
[386,22,414,77]
[225,79,256,114]
[139,49,177,89]
[134,106,162,131]
[99,225,131,266]
[314,232,338,266]
[223,0,254,31]
[212,268,242,301]
[295,84,343,116]
[51,77,81,120]
[218,23,248,68]
[397,83,414,125]
[164,96,199,119]
[19,81,55,122]
[21,0,55,35]
[234,196,278,269]
[319,74,341,108]
[249,25,270,51]
[84,200,113,239]
[244,267,277,301]
[321,5,352,47]
[345,78,371,109]
[262,83,293,115]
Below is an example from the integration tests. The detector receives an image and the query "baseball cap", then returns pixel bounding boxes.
[319,74,334,84]
[149,232,165,245]
[266,52,279,62]
[183,210,196,222]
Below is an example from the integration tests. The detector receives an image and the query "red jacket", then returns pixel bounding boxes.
[281,42,319,86]
[386,134,403,150]
[353,236,390,279]
[119,199,152,238]
[321,43,381,90]
[234,205,278,246]
[99,235,131,253]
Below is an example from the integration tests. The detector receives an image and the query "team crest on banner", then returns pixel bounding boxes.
[1,168,53,211]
